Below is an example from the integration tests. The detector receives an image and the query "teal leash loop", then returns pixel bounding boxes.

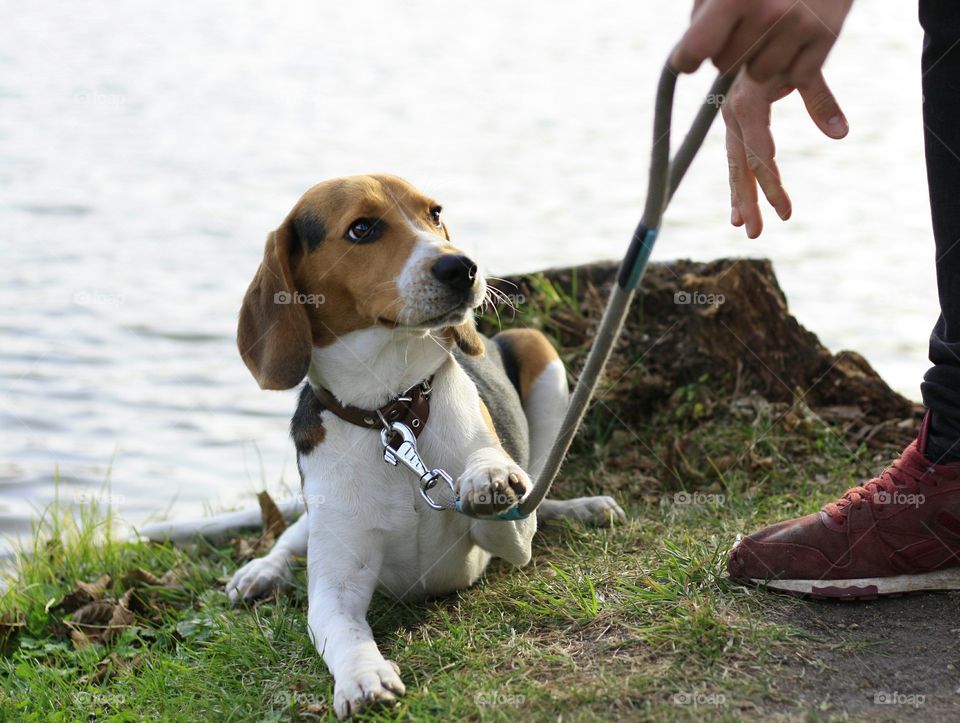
[620,225,659,291]
[454,500,529,521]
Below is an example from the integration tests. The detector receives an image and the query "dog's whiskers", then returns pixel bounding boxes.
[485,275,518,290]
[485,286,518,319]
[483,289,504,328]
[377,296,405,322]
[370,279,398,294]
[490,287,513,307]
[425,331,450,354]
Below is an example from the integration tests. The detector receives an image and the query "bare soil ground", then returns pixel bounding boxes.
[775,594,960,721]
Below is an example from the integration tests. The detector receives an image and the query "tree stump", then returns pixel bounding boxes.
[479,259,920,451]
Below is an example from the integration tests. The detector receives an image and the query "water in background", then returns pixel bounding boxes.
[1,1,937,547]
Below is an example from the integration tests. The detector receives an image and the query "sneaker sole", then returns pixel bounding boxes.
[746,568,960,600]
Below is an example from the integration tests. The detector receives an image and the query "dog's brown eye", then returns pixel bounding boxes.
[346,218,383,243]
[430,207,442,227]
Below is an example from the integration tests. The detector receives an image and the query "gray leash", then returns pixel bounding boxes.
[383,61,737,521]
[517,62,737,518]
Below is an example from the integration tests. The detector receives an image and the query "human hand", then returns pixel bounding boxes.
[673,0,854,87]
[723,72,848,238]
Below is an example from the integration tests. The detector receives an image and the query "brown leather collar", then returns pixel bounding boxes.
[311,378,433,441]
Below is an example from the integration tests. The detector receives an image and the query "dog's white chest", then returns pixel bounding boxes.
[299,409,490,599]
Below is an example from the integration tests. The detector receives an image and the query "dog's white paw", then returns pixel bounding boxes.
[540,495,626,527]
[334,659,405,719]
[456,451,530,517]
[226,554,291,604]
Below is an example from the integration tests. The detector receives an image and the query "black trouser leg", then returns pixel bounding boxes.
[919,1,960,462]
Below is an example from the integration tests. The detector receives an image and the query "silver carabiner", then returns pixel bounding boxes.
[380,421,455,510]
[416,468,455,510]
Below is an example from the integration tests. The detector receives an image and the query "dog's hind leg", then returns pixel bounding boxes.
[536,496,624,526]
[137,497,305,545]
[493,329,625,527]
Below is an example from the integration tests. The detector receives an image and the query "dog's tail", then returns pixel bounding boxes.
[136,497,305,546]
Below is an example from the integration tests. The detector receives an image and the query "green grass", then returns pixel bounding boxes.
[0,393,878,722]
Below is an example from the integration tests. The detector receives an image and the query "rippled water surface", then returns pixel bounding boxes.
[1,1,937,548]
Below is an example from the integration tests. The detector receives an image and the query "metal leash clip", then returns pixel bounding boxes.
[380,421,454,510]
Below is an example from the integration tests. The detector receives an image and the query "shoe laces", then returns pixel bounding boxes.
[823,443,957,522]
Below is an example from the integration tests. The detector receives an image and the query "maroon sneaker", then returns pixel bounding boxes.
[728,413,960,599]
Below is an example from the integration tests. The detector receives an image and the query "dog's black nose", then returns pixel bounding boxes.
[431,255,477,293]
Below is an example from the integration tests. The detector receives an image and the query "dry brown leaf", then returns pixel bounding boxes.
[231,493,287,560]
[67,592,136,646]
[0,613,24,650]
[233,537,257,562]
[124,565,183,592]
[122,587,155,616]
[256,532,277,555]
[258,491,287,539]
[79,652,145,685]
[104,604,135,643]
[71,629,91,650]
[76,574,111,598]
[123,568,165,587]
[300,702,328,716]
[232,493,287,560]
[56,574,112,613]
[70,601,116,628]
[159,564,183,586]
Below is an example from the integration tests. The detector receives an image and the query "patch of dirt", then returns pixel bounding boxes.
[482,259,923,452]
[771,594,960,721]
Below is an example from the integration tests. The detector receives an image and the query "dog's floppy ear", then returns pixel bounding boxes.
[237,221,313,390]
[447,318,484,356]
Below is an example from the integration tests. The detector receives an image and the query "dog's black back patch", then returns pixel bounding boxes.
[291,385,327,482]
[454,336,529,468]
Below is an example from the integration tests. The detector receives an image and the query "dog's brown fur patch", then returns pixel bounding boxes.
[237,226,314,390]
[446,321,485,356]
[493,329,559,400]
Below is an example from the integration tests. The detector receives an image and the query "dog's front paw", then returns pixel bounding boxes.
[334,659,405,719]
[226,554,291,604]
[457,451,530,517]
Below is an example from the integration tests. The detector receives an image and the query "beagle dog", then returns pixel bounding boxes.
[146,175,623,719]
